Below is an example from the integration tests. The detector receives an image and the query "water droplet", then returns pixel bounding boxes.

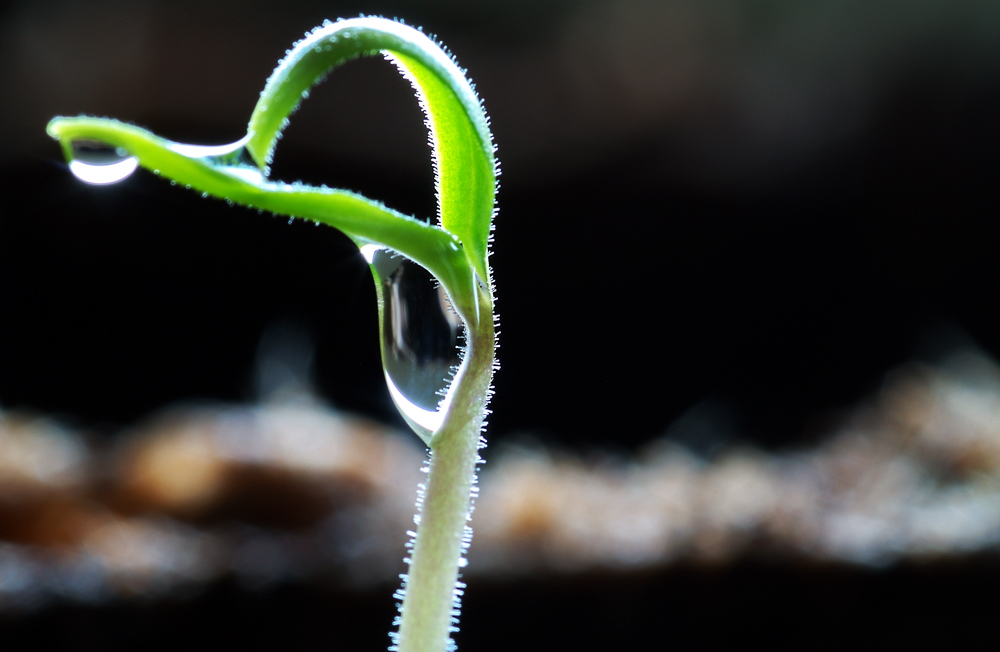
[67,140,138,185]
[218,166,264,185]
[170,138,248,162]
[364,245,464,443]
[169,137,264,184]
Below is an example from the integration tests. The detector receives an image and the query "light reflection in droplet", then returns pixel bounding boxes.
[67,140,139,185]
[360,244,380,263]
[385,372,449,434]
[366,246,464,443]
[218,167,265,185]
[169,137,249,159]
[169,137,262,186]
[68,157,139,185]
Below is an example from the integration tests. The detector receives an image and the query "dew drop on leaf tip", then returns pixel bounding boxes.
[361,244,465,443]
[67,139,138,185]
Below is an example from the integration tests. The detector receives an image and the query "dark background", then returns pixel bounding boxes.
[1,0,999,648]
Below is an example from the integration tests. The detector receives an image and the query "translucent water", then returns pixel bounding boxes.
[68,140,138,185]
[169,140,247,160]
[362,244,464,443]
[170,137,264,184]
[68,137,263,187]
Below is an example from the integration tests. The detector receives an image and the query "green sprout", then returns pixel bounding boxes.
[47,17,497,652]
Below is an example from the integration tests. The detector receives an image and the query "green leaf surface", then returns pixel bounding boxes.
[247,17,497,285]
[47,18,499,652]
[45,116,478,322]
[46,16,497,324]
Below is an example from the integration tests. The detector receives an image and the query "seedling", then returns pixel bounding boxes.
[47,17,497,652]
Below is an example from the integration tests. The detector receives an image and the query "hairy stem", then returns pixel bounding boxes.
[46,19,498,649]
[396,286,495,652]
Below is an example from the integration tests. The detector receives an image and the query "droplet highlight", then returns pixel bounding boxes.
[170,137,264,184]
[364,245,464,443]
[68,140,138,185]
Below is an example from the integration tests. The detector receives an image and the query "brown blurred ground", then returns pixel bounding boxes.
[3,349,1000,612]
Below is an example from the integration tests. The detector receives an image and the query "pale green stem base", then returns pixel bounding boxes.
[395,289,495,652]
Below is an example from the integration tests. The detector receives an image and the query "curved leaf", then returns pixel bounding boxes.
[45,117,477,321]
[247,17,497,285]
[47,17,496,325]
[47,19,500,651]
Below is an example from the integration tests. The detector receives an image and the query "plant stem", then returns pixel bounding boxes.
[396,287,495,652]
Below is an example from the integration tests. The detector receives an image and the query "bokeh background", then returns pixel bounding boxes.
[1,0,999,649]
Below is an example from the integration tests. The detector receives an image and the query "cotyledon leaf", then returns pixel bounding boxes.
[45,16,497,325]
[247,17,497,290]
[47,17,500,651]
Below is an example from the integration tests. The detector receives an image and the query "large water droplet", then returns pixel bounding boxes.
[363,245,464,443]
[68,140,138,185]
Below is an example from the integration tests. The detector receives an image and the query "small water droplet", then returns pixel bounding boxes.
[171,138,249,163]
[366,246,464,443]
[67,140,138,185]
[169,138,264,185]
[218,166,264,185]
[457,558,468,568]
